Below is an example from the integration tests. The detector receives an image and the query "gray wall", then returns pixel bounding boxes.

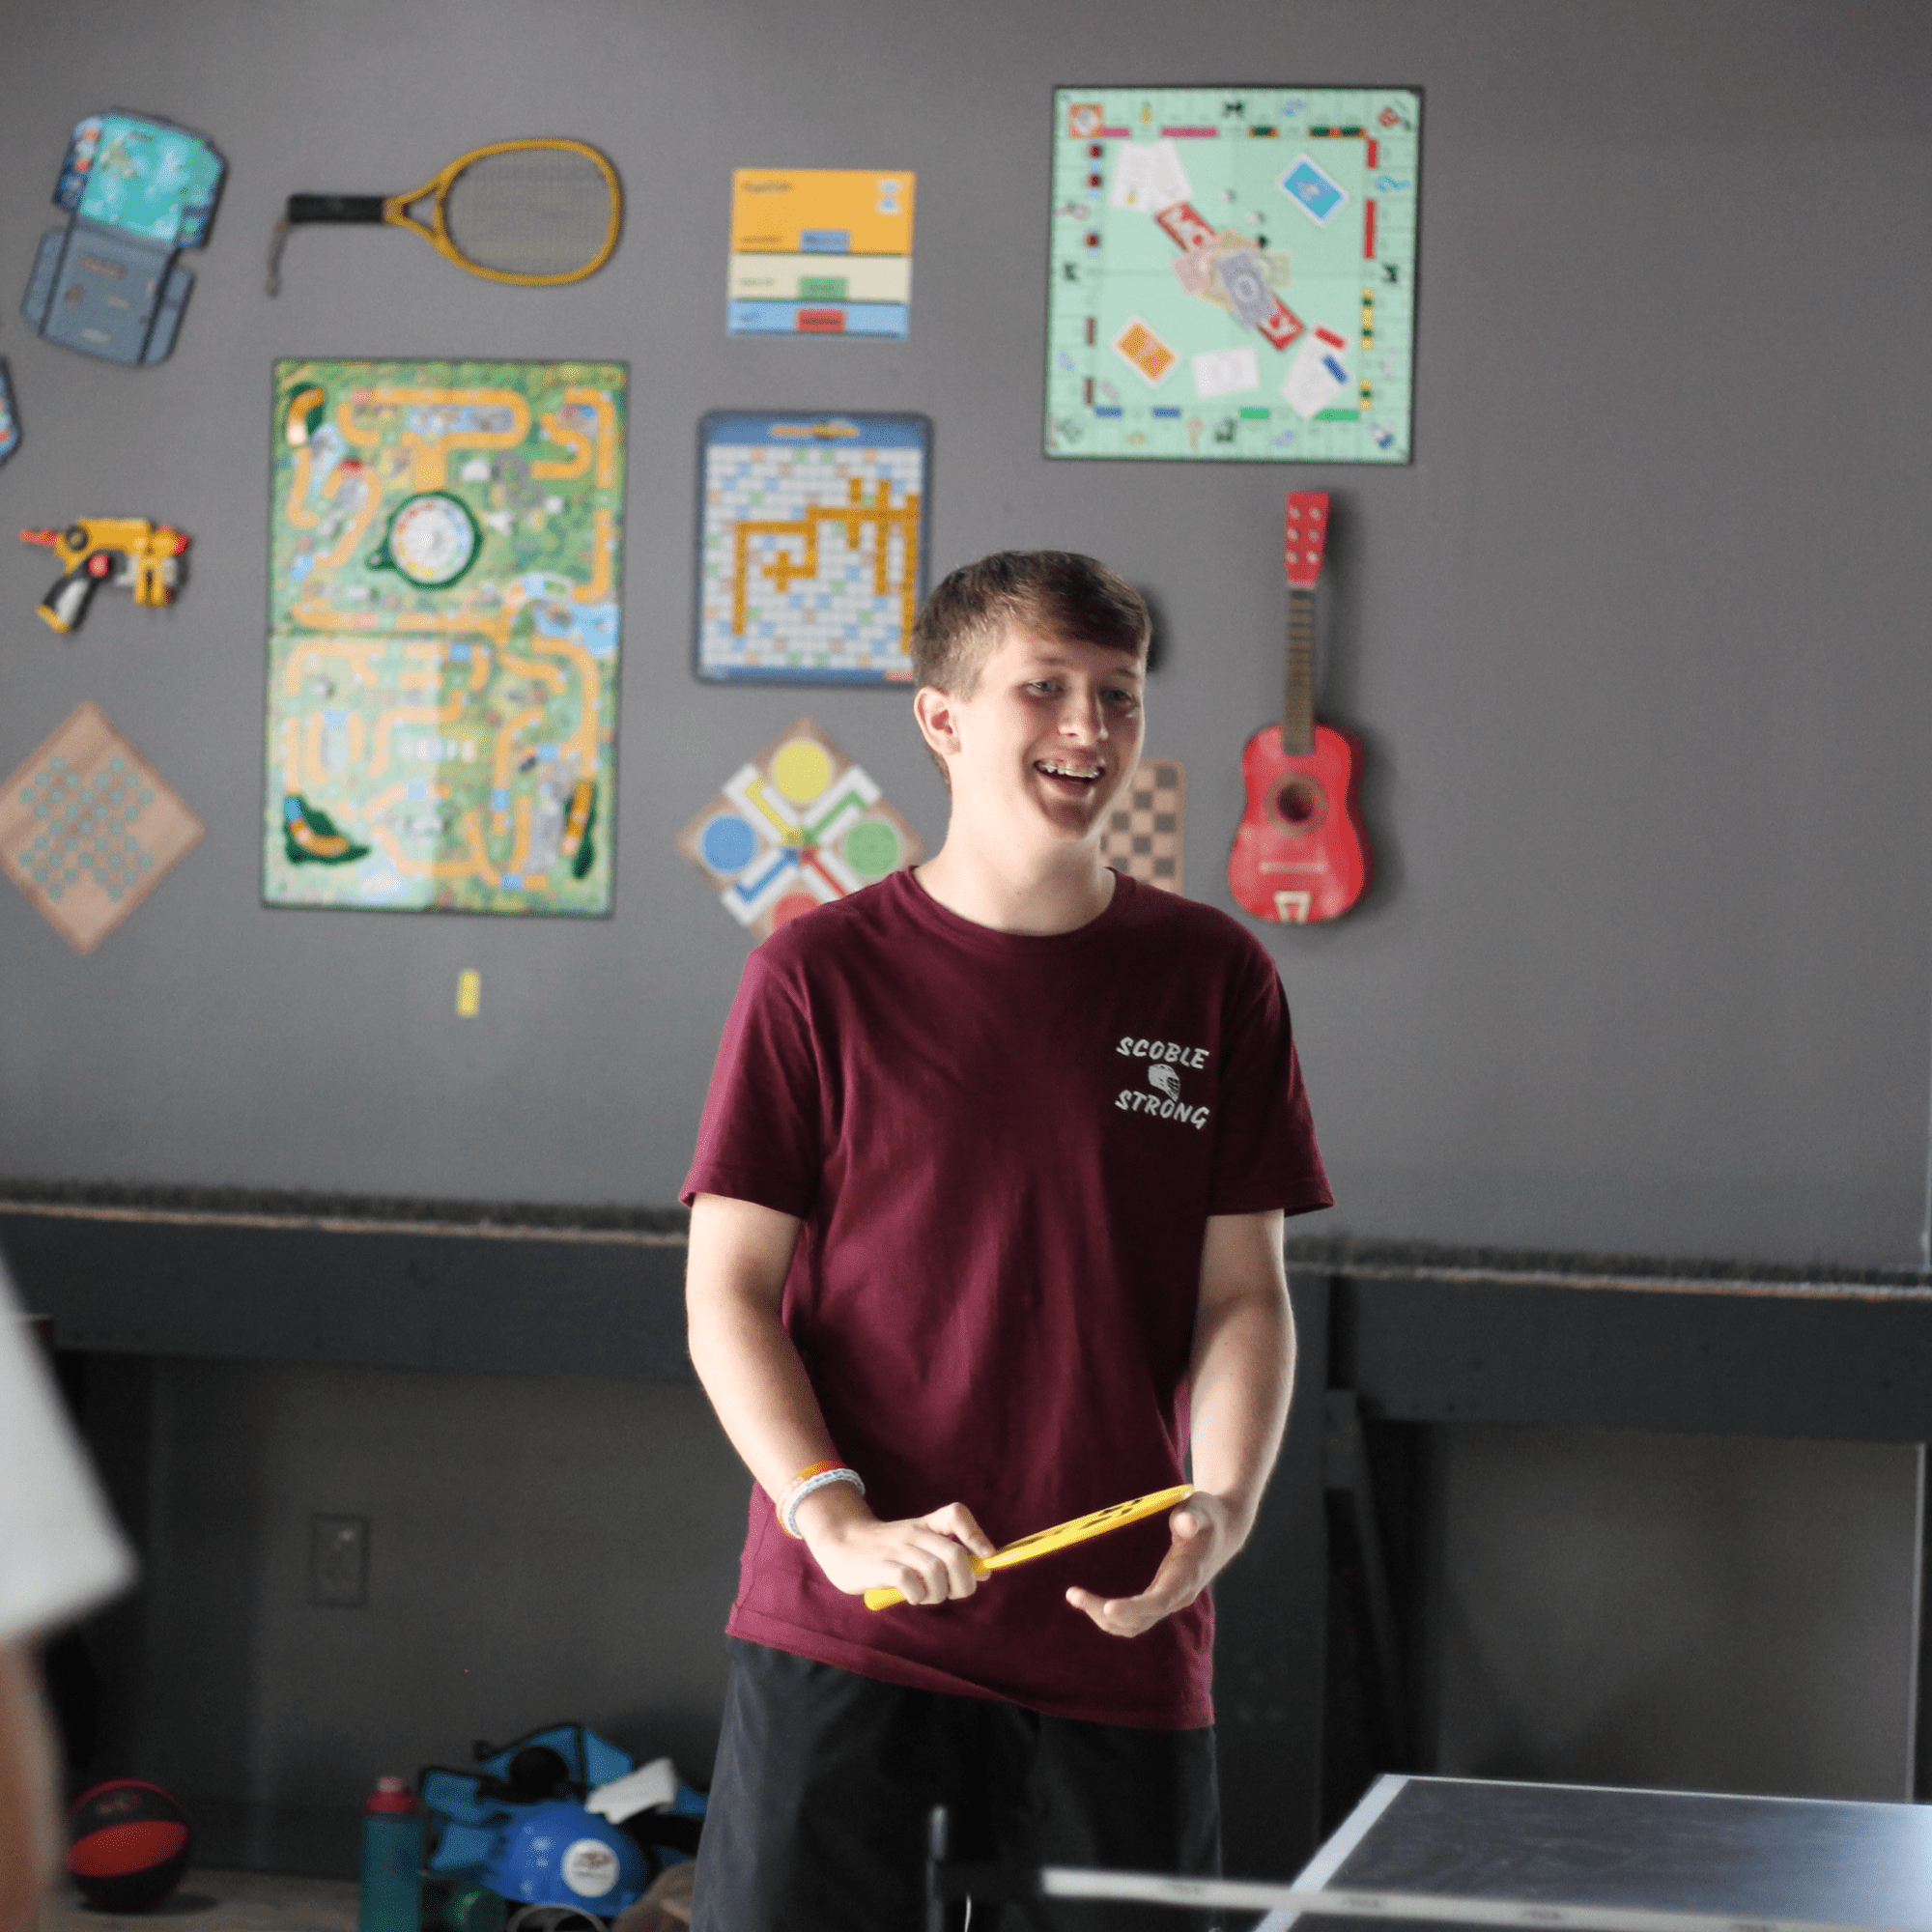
[120,1359,747,1809]
[1428,1428,1924,1801]
[3,0,1930,1266]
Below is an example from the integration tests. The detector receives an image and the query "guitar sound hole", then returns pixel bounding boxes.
[1271,776,1328,832]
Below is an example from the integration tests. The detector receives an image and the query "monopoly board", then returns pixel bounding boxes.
[677,716,924,940]
[1046,86,1420,464]
[694,412,927,684]
[264,359,626,915]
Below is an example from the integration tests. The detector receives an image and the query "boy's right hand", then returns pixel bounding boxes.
[795,1486,995,1605]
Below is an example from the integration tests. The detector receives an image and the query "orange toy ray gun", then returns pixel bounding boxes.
[19,519,191,634]
[864,1483,1194,1612]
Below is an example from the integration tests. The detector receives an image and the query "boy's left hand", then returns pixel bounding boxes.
[1065,1491,1240,1637]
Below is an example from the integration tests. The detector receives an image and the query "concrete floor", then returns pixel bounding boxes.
[42,1872,359,1932]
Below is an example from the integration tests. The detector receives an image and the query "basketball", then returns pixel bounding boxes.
[66,1778,193,1912]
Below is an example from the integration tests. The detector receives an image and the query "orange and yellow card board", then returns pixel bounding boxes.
[728,168,914,338]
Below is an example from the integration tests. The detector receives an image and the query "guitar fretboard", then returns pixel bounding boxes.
[1281,587,1317,756]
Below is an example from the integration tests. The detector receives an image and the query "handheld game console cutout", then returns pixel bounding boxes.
[0,362,19,467]
[21,110,225,366]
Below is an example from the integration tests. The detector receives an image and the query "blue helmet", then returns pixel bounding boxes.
[484,1802,644,1914]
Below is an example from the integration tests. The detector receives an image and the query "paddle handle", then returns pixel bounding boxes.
[863,1484,1194,1610]
[866,1557,992,1613]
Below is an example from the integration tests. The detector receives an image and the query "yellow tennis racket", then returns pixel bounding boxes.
[864,1484,1194,1612]
[267,139,621,295]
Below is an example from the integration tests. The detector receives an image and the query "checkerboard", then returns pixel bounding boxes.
[1099,756,1185,893]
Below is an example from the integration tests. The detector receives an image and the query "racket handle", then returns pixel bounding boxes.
[865,1552,994,1612]
[285,194,388,224]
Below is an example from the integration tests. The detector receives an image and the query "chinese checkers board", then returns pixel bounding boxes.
[727,168,914,338]
[265,359,626,916]
[695,412,928,684]
[1047,87,1420,464]
[0,702,203,954]
[678,717,924,941]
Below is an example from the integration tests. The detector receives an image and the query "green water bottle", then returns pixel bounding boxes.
[358,1776,421,1932]
[440,1883,507,1932]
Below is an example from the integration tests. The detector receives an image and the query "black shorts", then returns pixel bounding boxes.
[691,1637,1221,1932]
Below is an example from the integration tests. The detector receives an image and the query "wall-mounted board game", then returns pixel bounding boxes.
[1046,86,1420,463]
[0,702,203,954]
[1098,757,1186,895]
[677,717,924,940]
[264,359,626,915]
[693,412,927,684]
[726,168,914,337]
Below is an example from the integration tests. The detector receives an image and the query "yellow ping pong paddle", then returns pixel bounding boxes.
[863,1483,1194,1611]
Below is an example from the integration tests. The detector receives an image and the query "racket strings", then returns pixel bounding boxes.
[440,151,615,277]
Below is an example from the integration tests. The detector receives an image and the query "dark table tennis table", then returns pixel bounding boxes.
[932,1774,1932,1929]
[1263,1775,1932,1932]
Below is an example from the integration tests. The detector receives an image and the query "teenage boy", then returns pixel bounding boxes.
[683,552,1331,1930]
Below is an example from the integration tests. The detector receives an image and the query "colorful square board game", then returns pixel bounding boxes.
[728,168,914,337]
[1098,756,1185,893]
[0,702,203,954]
[677,717,925,941]
[1047,86,1420,463]
[694,412,927,684]
[264,359,626,916]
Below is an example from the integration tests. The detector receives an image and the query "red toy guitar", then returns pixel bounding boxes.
[1227,492,1372,924]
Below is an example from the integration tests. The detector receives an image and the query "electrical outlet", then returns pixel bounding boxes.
[310,1514,369,1608]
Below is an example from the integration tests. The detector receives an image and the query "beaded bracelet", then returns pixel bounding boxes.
[778,1464,866,1539]
[774,1459,858,1533]
[773,1461,838,1534]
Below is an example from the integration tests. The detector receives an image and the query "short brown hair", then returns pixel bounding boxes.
[911,551,1151,697]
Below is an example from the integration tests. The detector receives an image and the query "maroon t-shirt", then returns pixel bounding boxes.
[681,867,1331,1728]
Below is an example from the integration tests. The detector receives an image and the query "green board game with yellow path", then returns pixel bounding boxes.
[264,358,625,915]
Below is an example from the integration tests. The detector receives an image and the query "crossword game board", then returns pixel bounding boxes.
[1046,86,1420,464]
[0,701,203,953]
[265,359,625,916]
[678,716,925,940]
[695,412,927,683]
[1098,756,1185,893]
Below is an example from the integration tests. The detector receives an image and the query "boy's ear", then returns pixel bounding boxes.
[913,684,959,762]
